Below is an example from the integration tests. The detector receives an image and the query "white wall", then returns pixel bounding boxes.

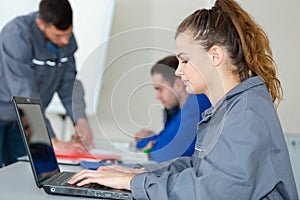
[0,0,39,30]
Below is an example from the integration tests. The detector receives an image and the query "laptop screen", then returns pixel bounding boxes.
[13,97,60,185]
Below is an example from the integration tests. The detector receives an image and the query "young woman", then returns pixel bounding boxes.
[69,0,298,199]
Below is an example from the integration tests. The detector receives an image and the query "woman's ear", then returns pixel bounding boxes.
[208,45,223,66]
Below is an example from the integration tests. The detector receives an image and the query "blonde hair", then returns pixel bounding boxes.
[176,0,282,107]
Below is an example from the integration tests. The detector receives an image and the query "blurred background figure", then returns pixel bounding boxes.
[0,0,93,167]
[135,55,211,162]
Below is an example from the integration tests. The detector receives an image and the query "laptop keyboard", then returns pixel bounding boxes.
[49,172,110,190]
[50,172,75,186]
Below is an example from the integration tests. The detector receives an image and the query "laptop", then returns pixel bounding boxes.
[12,96,133,200]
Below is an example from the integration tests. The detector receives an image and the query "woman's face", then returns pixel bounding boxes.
[175,31,217,96]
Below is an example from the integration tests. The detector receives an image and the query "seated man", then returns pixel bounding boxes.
[135,55,211,162]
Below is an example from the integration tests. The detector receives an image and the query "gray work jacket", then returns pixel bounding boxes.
[131,76,298,200]
[0,12,86,137]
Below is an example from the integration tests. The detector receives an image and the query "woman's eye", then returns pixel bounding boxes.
[181,60,188,64]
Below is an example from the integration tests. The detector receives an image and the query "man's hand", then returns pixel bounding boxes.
[51,137,89,154]
[74,118,94,149]
[134,129,155,142]
[136,140,155,153]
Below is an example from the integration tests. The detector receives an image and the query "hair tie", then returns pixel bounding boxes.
[212,6,220,11]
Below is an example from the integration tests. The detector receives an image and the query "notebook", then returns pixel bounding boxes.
[12,96,133,200]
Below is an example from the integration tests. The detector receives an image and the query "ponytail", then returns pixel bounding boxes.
[215,0,282,106]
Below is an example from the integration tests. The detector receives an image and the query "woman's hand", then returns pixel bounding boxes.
[68,165,144,190]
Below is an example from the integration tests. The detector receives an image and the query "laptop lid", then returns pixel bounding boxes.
[12,96,133,200]
[12,96,60,188]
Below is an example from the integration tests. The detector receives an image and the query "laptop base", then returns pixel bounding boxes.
[43,185,132,199]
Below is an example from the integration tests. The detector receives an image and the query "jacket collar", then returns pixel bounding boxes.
[201,76,264,122]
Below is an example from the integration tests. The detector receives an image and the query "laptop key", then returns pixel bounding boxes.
[50,172,75,185]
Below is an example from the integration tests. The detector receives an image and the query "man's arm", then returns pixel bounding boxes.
[2,28,40,100]
[55,50,93,146]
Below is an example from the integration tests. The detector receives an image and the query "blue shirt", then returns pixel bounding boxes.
[136,94,211,162]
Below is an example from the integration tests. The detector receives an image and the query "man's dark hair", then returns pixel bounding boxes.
[151,55,179,86]
[39,0,72,30]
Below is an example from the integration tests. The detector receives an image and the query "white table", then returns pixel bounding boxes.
[0,161,107,200]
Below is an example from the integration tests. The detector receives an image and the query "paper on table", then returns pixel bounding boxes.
[89,148,149,163]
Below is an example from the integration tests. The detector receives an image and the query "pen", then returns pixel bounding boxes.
[143,148,151,153]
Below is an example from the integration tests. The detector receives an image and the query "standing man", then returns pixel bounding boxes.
[135,56,211,162]
[0,0,93,167]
